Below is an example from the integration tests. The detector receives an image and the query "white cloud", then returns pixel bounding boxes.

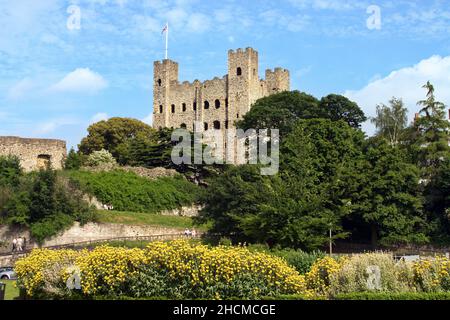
[345,55,450,135]
[289,0,367,11]
[33,117,80,135]
[49,68,108,94]
[91,112,109,123]
[7,78,35,100]
[186,13,211,33]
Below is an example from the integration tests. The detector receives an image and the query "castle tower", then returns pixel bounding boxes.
[151,47,290,164]
[265,68,290,95]
[153,59,179,129]
[227,48,260,121]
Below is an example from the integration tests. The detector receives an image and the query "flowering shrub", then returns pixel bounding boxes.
[85,149,117,168]
[15,241,310,300]
[305,256,342,295]
[413,256,450,292]
[328,253,414,295]
[15,249,79,297]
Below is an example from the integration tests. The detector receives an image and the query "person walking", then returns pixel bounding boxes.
[12,238,17,253]
[17,237,23,252]
[22,237,26,251]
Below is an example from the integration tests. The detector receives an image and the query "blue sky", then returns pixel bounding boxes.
[1,0,450,150]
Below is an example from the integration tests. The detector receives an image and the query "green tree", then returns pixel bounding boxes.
[371,97,408,145]
[29,169,57,222]
[0,155,22,187]
[319,94,367,128]
[237,91,321,137]
[65,148,83,170]
[78,117,157,164]
[347,138,427,246]
[414,81,450,178]
[197,119,363,250]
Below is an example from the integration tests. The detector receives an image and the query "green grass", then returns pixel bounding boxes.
[2,280,20,300]
[96,210,209,231]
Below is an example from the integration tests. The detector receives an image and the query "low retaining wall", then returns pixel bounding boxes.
[0,222,186,254]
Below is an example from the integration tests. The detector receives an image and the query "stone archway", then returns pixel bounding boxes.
[37,154,51,170]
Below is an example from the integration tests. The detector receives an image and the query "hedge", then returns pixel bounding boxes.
[333,292,450,300]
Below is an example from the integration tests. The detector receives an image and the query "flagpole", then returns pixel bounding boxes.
[165,22,169,60]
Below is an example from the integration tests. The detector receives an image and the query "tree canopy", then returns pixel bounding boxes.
[78,117,157,165]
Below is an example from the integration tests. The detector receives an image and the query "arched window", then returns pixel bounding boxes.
[180,123,187,129]
[215,99,221,109]
[237,67,242,76]
[204,101,210,109]
[204,122,208,131]
[159,105,163,113]
[213,121,221,130]
[182,103,187,112]
[193,102,197,111]
[171,104,175,113]
[157,79,162,86]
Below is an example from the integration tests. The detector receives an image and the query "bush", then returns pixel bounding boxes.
[65,148,83,170]
[272,249,325,275]
[0,155,22,187]
[412,256,450,292]
[305,256,343,295]
[1,168,96,243]
[329,253,414,296]
[65,170,199,213]
[85,149,117,168]
[29,214,75,244]
[15,241,311,300]
[334,292,450,300]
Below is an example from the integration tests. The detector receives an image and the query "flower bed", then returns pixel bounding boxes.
[15,241,310,300]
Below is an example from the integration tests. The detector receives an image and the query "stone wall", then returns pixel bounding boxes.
[0,136,67,172]
[0,222,188,253]
[159,205,202,217]
[152,47,290,164]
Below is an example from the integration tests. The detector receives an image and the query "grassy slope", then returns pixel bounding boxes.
[64,170,201,214]
[96,210,208,230]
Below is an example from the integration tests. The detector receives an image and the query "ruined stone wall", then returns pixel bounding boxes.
[0,136,67,172]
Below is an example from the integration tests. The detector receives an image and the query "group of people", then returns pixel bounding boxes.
[102,204,114,210]
[184,229,197,237]
[12,237,26,253]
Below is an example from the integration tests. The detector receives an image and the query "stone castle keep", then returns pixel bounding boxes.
[0,136,66,172]
[152,47,290,163]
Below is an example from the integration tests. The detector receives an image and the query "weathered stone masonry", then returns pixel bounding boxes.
[0,136,67,172]
[152,47,290,163]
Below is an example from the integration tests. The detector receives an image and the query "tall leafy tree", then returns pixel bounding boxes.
[347,138,427,246]
[0,155,22,187]
[29,169,57,222]
[79,117,157,164]
[65,148,83,170]
[414,81,450,178]
[237,91,321,137]
[197,119,364,250]
[424,156,450,240]
[319,94,367,129]
[371,97,408,145]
